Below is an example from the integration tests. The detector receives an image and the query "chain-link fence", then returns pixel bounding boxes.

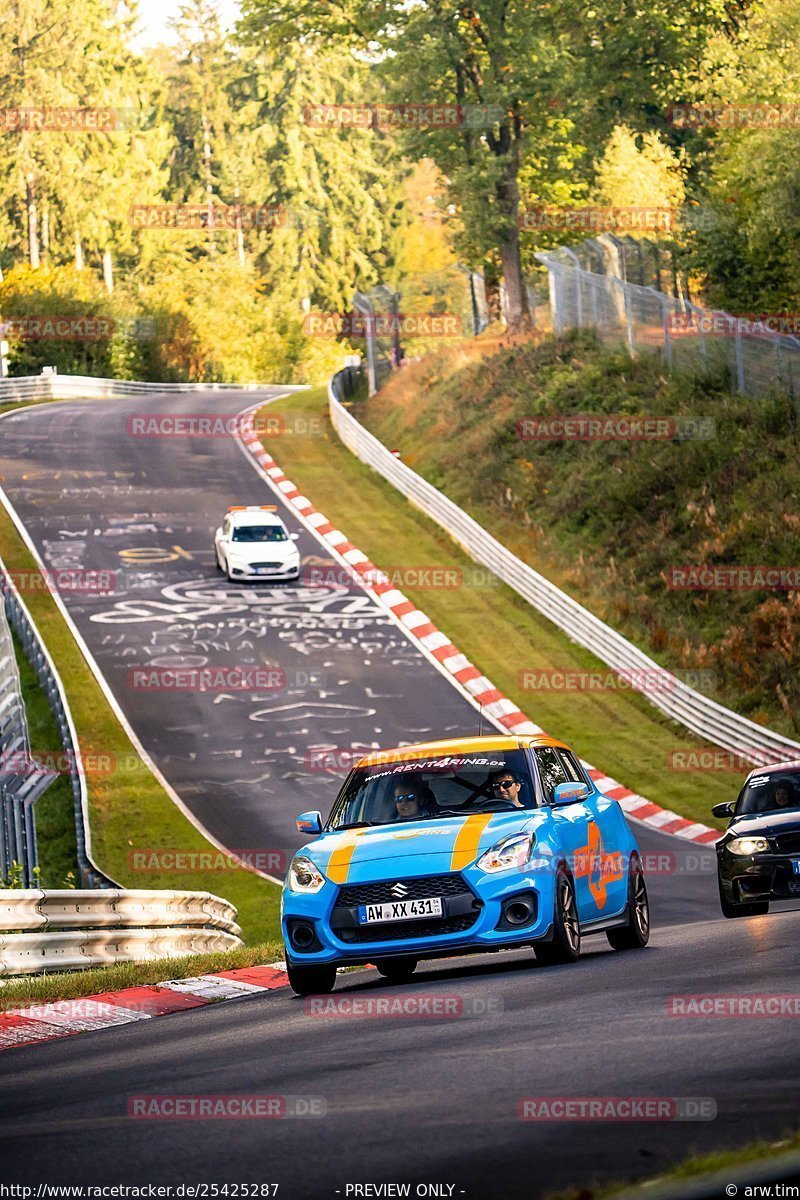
[535,241,800,403]
[354,267,488,396]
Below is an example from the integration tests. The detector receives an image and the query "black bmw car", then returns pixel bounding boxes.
[713,763,800,918]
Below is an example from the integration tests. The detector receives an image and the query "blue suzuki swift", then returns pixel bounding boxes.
[282,735,649,994]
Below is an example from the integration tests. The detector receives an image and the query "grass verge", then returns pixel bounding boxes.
[362,331,800,740]
[258,386,743,828]
[558,1128,800,1199]
[0,399,281,945]
[0,941,283,1010]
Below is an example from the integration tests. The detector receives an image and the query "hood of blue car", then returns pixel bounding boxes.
[300,811,547,885]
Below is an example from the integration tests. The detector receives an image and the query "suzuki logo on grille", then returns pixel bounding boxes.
[390,882,409,898]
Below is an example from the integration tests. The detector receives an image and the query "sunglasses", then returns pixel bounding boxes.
[395,793,419,803]
[492,779,517,790]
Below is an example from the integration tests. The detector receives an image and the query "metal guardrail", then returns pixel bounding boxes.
[0,580,56,886]
[0,888,241,975]
[328,371,800,766]
[1,560,115,889]
[0,374,282,402]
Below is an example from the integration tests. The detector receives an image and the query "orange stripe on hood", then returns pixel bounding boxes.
[450,813,494,871]
[326,828,369,884]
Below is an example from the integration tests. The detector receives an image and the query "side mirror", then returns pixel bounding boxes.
[215,527,224,540]
[553,781,590,805]
[296,810,322,835]
[712,801,735,818]
[290,532,300,541]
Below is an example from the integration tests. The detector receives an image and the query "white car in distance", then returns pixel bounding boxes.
[214,505,301,583]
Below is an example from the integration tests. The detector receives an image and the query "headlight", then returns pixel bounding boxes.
[727,836,770,856]
[288,855,326,892]
[477,832,533,873]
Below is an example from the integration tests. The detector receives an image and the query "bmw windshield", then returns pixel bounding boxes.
[736,769,800,815]
[327,750,534,830]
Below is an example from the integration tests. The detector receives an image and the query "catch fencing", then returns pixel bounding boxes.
[329,369,800,767]
[535,242,800,402]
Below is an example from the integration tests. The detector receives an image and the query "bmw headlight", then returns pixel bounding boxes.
[727,836,770,856]
[477,832,534,873]
[288,855,326,893]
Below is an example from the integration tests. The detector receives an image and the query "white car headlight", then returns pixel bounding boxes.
[477,832,533,873]
[288,854,326,893]
[727,836,770,855]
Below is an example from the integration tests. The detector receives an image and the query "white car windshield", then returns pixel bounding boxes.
[232,525,287,542]
[327,750,533,830]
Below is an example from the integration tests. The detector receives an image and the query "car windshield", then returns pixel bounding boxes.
[232,525,287,542]
[326,749,533,830]
[736,770,800,815]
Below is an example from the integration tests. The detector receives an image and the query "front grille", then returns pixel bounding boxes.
[337,873,469,906]
[772,831,800,854]
[345,914,479,944]
[331,872,480,943]
[250,562,283,569]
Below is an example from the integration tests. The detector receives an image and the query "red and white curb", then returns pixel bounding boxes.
[0,964,289,1053]
[237,411,720,848]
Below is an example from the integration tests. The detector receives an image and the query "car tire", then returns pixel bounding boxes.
[214,547,223,572]
[286,962,337,996]
[534,867,581,964]
[607,854,650,950]
[718,879,769,919]
[375,957,418,982]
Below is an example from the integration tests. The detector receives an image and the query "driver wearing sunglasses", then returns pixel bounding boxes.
[391,779,437,821]
[487,770,525,808]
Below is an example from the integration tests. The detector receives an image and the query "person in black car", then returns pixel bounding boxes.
[770,781,795,811]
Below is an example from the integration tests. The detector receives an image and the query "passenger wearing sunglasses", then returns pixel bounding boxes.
[487,770,525,809]
[391,779,437,821]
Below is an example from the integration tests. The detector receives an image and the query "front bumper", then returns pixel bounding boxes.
[282,867,555,967]
[228,561,299,581]
[718,851,800,902]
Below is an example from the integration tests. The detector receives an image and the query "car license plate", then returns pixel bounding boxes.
[357,897,443,924]
[792,860,800,876]
[255,567,275,575]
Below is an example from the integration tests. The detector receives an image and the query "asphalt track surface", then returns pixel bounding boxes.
[0,390,798,1197]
